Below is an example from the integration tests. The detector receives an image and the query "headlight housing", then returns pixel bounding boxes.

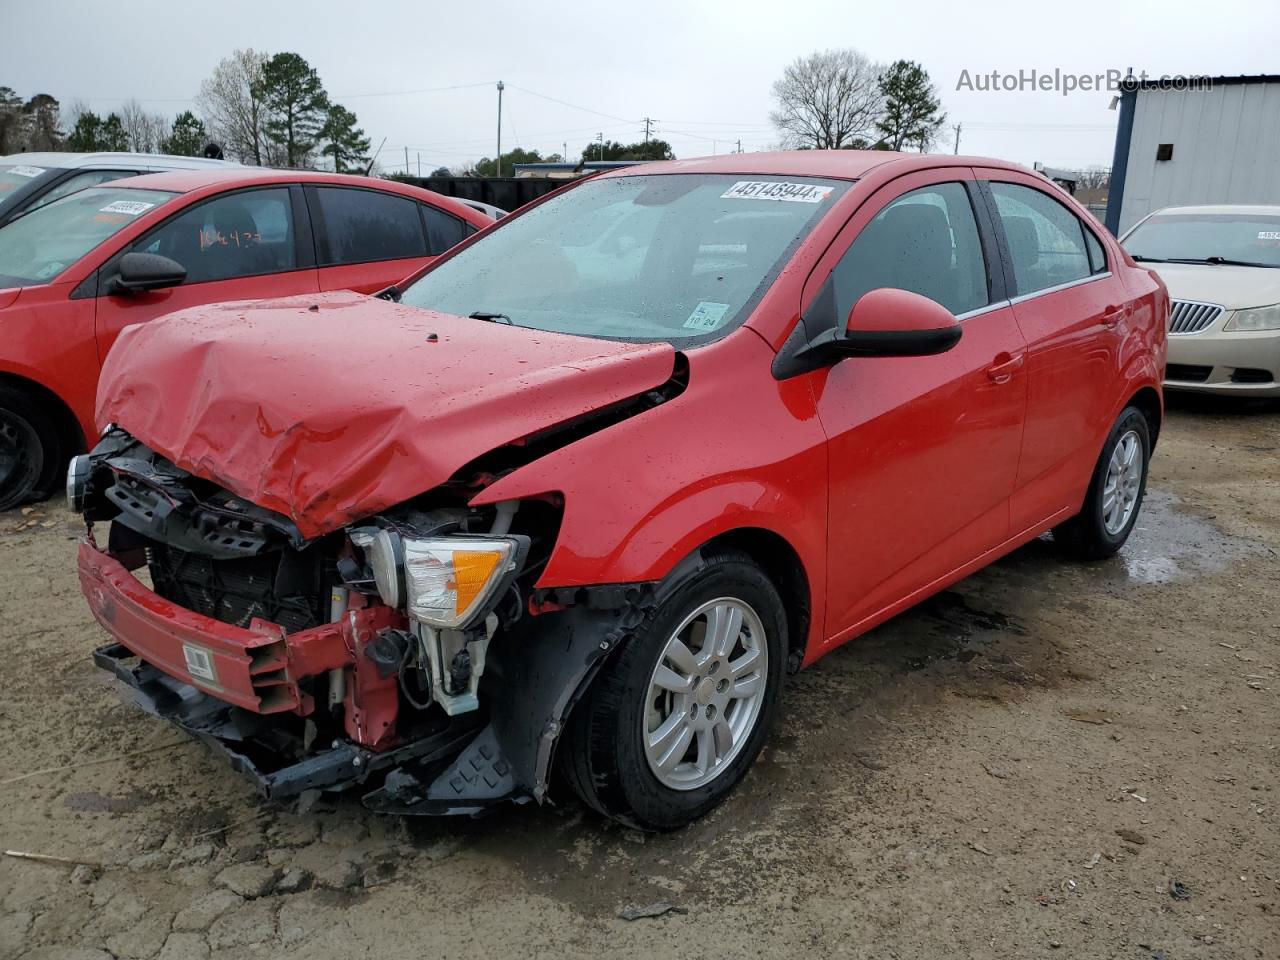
[366,530,524,628]
[1224,303,1280,331]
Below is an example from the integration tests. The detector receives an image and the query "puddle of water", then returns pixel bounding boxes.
[1107,489,1265,586]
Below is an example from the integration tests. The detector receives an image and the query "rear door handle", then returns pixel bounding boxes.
[986,352,1024,384]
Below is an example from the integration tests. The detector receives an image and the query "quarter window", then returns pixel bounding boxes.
[135,188,296,285]
[832,182,990,317]
[314,187,426,265]
[422,204,467,254]
[989,182,1093,295]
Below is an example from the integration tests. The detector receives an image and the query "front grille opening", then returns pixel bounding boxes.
[1166,363,1213,383]
[1168,300,1223,335]
[1231,367,1274,384]
[148,544,336,634]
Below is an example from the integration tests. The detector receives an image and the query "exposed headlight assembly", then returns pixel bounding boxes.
[1224,303,1280,331]
[367,530,526,628]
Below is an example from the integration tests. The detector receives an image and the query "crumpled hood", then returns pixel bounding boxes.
[97,292,676,538]
[1143,262,1280,310]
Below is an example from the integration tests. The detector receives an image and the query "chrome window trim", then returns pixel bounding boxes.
[1008,271,1112,306]
[956,300,1012,321]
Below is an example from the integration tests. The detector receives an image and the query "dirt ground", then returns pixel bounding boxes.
[1,394,1277,960]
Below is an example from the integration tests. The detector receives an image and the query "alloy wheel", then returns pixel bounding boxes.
[1101,428,1143,535]
[643,597,769,791]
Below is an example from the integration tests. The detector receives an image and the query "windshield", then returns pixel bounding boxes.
[1124,212,1280,267]
[399,173,846,342]
[0,162,50,198]
[0,185,176,287]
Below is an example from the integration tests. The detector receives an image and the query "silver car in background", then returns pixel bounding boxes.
[1122,204,1280,397]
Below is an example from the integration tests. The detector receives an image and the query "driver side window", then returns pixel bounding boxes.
[831,182,991,318]
[134,188,296,285]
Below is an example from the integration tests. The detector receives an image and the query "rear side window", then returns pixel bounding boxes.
[314,187,426,265]
[1083,227,1107,274]
[135,187,296,285]
[422,204,467,254]
[989,182,1092,295]
[832,182,990,317]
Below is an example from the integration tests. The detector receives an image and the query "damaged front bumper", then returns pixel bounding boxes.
[81,534,655,815]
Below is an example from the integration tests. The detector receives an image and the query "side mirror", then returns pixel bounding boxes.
[841,288,963,357]
[111,252,187,294]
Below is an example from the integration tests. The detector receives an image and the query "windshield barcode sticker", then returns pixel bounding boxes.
[99,200,155,216]
[9,165,45,178]
[722,181,833,203]
[1257,231,1280,240]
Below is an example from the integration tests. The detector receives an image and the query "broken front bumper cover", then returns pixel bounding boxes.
[81,536,659,815]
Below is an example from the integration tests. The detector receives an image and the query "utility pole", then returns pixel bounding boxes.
[736,139,742,154]
[642,117,654,146]
[404,146,409,175]
[417,152,421,177]
[952,122,962,155]
[563,141,567,162]
[495,80,505,178]
[596,132,603,162]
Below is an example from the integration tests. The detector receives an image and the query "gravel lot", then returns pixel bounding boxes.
[1,395,1277,960]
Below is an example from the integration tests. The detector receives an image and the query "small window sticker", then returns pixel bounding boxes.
[1257,231,1280,240]
[183,643,218,684]
[99,199,155,216]
[721,181,833,204]
[8,164,45,178]
[684,301,732,331]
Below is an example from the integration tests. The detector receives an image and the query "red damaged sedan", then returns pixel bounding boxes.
[72,152,1167,829]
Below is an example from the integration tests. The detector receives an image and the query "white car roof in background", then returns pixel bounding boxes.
[1152,204,1280,217]
[0,152,241,170]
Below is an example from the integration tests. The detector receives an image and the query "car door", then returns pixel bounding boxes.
[974,172,1125,532]
[307,186,466,294]
[809,170,1028,644]
[94,185,319,361]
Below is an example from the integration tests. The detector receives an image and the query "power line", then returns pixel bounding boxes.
[505,83,636,124]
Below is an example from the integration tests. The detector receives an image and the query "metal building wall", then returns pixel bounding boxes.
[1116,80,1280,234]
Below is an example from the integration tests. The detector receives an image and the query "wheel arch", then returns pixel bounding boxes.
[1126,385,1162,450]
[695,527,812,674]
[0,370,87,469]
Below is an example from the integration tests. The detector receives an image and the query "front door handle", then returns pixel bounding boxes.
[986,352,1024,384]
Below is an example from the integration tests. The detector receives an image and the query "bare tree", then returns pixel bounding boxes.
[1075,166,1111,192]
[770,49,885,149]
[119,99,168,153]
[196,48,270,164]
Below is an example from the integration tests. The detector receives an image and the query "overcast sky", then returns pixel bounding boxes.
[5,0,1277,173]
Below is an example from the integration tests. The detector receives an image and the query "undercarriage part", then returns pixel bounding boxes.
[94,641,480,803]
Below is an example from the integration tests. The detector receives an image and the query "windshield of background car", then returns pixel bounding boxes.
[0,162,49,197]
[0,185,177,287]
[399,173,848,343]
[1124,212,1280,267]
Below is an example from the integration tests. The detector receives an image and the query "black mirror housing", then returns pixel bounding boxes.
[112,252,187,294]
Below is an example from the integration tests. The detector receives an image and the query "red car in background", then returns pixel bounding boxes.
[0,169,491,509]
[72,152,1166,830]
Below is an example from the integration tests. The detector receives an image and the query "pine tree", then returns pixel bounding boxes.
[875,60,946,152]
[163,111,209,156]
[319,104,370,173]
[254,52,329,167]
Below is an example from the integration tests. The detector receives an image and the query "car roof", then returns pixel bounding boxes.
[0,151,240,170]
[1150,204,1280,217]
[597,150,1032,182]
[105,167,492,227]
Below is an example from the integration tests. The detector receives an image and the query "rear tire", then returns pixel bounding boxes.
[0,386,58,512]
[1053,406,1151,560]
[560,547,786,831]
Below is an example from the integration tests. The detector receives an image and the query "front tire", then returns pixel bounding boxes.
[560,548,786,830]
[1053,406,1151,560]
